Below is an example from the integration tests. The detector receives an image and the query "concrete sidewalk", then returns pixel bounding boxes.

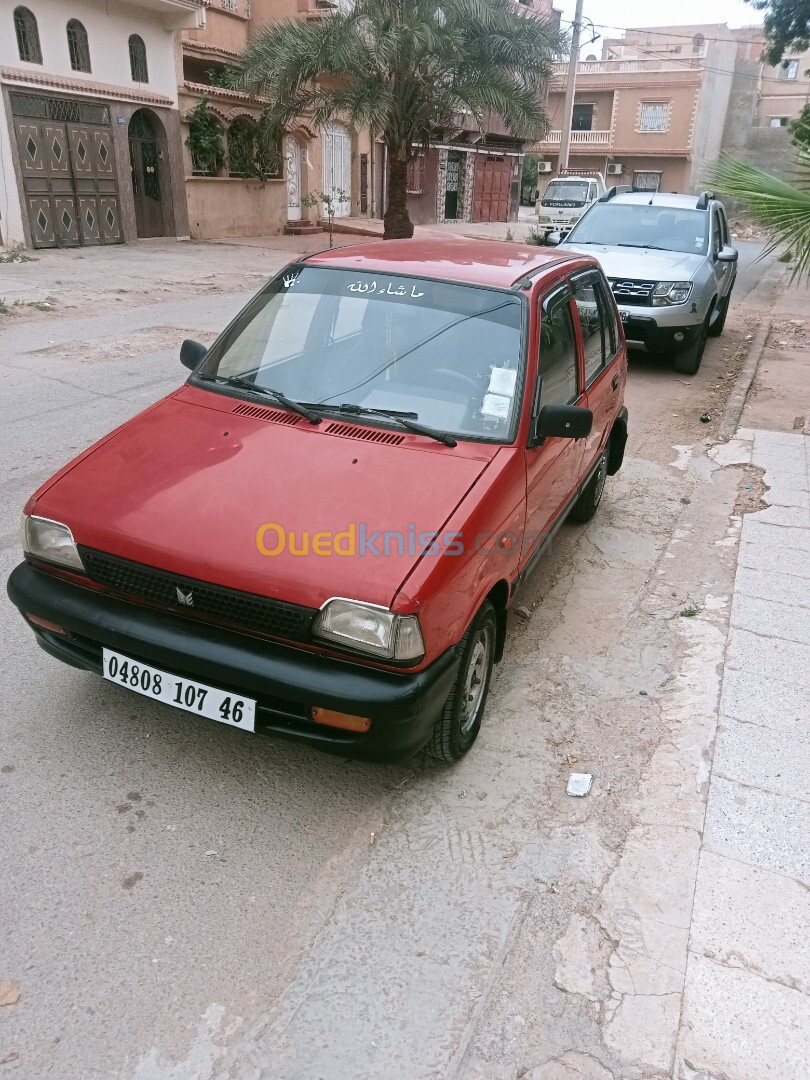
[675,427,810,1079]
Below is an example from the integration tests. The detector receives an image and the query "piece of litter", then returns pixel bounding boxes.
[515,605,532,621]
[700,413,712,423]
[566,753,578,766]
[204,850,217,857]
[458,789,467,799]
[639,690,648,696]
[745,483,752,489]
[0,982,21,1007]
[567,773,593,797]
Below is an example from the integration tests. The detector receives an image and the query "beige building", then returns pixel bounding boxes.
[531,24,737,195]
[179,0,375,240]
[0,0,201,250]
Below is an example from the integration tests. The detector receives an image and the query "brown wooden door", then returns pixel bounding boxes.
[12,92,122,249]
[472,155,511,223]
[129,111,164,238]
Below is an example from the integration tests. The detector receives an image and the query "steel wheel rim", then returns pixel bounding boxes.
[594,458,607,506]
[459,625,493,735]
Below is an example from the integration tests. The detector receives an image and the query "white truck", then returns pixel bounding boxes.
[535,172,606,241]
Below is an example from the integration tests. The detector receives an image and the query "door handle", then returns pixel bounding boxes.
[612,374,620,391]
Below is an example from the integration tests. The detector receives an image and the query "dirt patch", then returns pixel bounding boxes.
[728,463,770,515]
[32,326,196,363]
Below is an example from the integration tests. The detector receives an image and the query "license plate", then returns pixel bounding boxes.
[619,310,630,323]
[102,649,256,732]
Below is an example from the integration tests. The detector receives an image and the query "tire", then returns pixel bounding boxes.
[428,601,496,765]
[570,452,608,523]
[708,289,731,337]
[672,314,710,375]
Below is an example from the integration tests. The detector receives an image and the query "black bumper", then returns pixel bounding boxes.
[7,562,459,762]
[621,315,701,353]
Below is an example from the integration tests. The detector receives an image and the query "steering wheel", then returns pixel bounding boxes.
[432,368,480,393]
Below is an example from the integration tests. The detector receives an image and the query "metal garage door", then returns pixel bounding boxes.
[10,91,122,248]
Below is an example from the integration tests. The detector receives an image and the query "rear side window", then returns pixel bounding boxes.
[573,274,617,385]
[538,290,579,407]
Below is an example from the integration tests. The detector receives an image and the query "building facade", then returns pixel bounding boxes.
[530,24,737,195]
[0,0,201,249]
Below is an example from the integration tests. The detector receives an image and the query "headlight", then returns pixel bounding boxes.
[21,514,85,572]
[652,281,693,306]
[313,598,424,662]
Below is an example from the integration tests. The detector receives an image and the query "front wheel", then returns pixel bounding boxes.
[428,601,496,765]
[672,315,710,375]
[708,290,732,337]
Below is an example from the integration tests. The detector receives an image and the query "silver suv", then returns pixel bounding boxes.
[550,190,738,374]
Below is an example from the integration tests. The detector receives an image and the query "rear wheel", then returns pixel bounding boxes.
[672,314,710,375]
[428,601,496,765]
[570,453,607,523]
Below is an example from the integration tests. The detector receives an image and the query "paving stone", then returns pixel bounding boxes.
[740,518,810,552]
[678,954,810,1080]
[726,627,810,689]
[704,777,810,885]
[714,714,810,802]
[690,850,810,993]
[751,504,810,528]
[730,592,810,645]
[720,672,807,735]
[737,538,810,578]
[733,565,810,608]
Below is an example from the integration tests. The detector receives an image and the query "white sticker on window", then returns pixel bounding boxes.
[481,393,511,419]
[487,367,518,397]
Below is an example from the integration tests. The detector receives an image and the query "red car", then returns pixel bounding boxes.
[8,240,627,763]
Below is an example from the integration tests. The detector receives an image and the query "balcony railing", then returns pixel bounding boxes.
[537,130,612,145]
[200,0,250,17]
[552,56,704,76]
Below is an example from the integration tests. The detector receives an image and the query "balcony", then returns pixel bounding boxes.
[200,0,250,18]
[551,56,704,77]
[536,130,612,146]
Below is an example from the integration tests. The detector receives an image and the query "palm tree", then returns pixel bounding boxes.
[234,0,565,239]
[708,149,810,284]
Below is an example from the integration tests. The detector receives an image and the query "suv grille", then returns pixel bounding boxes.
[79,548,317,642]
[609,279,656,306]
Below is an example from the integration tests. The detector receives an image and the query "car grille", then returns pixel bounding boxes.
[79,548,317,642]
[609,279,656,307]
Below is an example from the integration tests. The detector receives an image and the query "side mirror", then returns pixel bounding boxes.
[180,338,208,370]
[546,231,562,247]
[534,404,593,444]
[717,245,738,263]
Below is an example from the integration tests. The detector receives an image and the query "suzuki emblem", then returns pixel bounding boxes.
[175,586,194,607]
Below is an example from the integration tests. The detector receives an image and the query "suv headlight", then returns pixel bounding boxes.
[313,598,424,662]
[652,281,693,306]
[21,514,85,572]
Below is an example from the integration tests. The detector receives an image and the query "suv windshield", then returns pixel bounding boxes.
[568,203,709,254]
[199,267,524,441]
[542,181,590,206]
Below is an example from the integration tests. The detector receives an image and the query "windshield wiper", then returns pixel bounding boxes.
[616,242,671,251]
[332,404,457,447]
[203,375,322,424]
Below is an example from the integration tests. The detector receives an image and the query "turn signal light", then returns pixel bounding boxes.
[311,707,372,733]
[26,613,68,635]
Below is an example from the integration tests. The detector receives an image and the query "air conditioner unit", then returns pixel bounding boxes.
[607,163,624,176]
[538,161,553,173]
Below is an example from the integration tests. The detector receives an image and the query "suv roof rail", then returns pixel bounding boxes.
[695,190,715,210]
[599,185,634,203]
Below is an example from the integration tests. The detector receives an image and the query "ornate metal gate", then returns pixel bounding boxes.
[10,91,122,248]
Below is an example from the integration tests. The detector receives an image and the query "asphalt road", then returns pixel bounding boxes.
[0,238,776,1079]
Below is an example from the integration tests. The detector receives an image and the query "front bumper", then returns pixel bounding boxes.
[618,313,703,354]
[7,562,459,762]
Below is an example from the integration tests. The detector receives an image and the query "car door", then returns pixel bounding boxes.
[522,283,585,565]
[571,269,624,474]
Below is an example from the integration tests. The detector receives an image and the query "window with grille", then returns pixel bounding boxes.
[67,19,91,73]
[129,35,149,83]
[14,7,42,64]
[633,171,662,192]
[779,59,799,81]
[638,102,669,132]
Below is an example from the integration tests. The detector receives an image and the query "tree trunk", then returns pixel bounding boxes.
[384,150,414,240]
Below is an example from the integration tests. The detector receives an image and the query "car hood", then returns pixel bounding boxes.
[561,244,704,282]
[32,387,497,611]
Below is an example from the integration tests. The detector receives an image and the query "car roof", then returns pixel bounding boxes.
[605,192,714,211]
[301,238,593,290]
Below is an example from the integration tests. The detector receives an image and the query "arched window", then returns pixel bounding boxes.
[129,34,148,83]
[14,7,42,64]
[692,33,705,54]
[67,19,91,73]
[227,119,258,178]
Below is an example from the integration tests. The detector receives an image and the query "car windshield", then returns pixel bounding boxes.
[199,267,524,442]
[542,181,589,206]
[568,203,709,254]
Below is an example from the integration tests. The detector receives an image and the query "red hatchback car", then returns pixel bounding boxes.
[8,240,627,763]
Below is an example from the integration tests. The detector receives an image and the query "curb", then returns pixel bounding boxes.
[717,321,771,442]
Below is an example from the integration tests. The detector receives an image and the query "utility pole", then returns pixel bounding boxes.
[558,0,584,175]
